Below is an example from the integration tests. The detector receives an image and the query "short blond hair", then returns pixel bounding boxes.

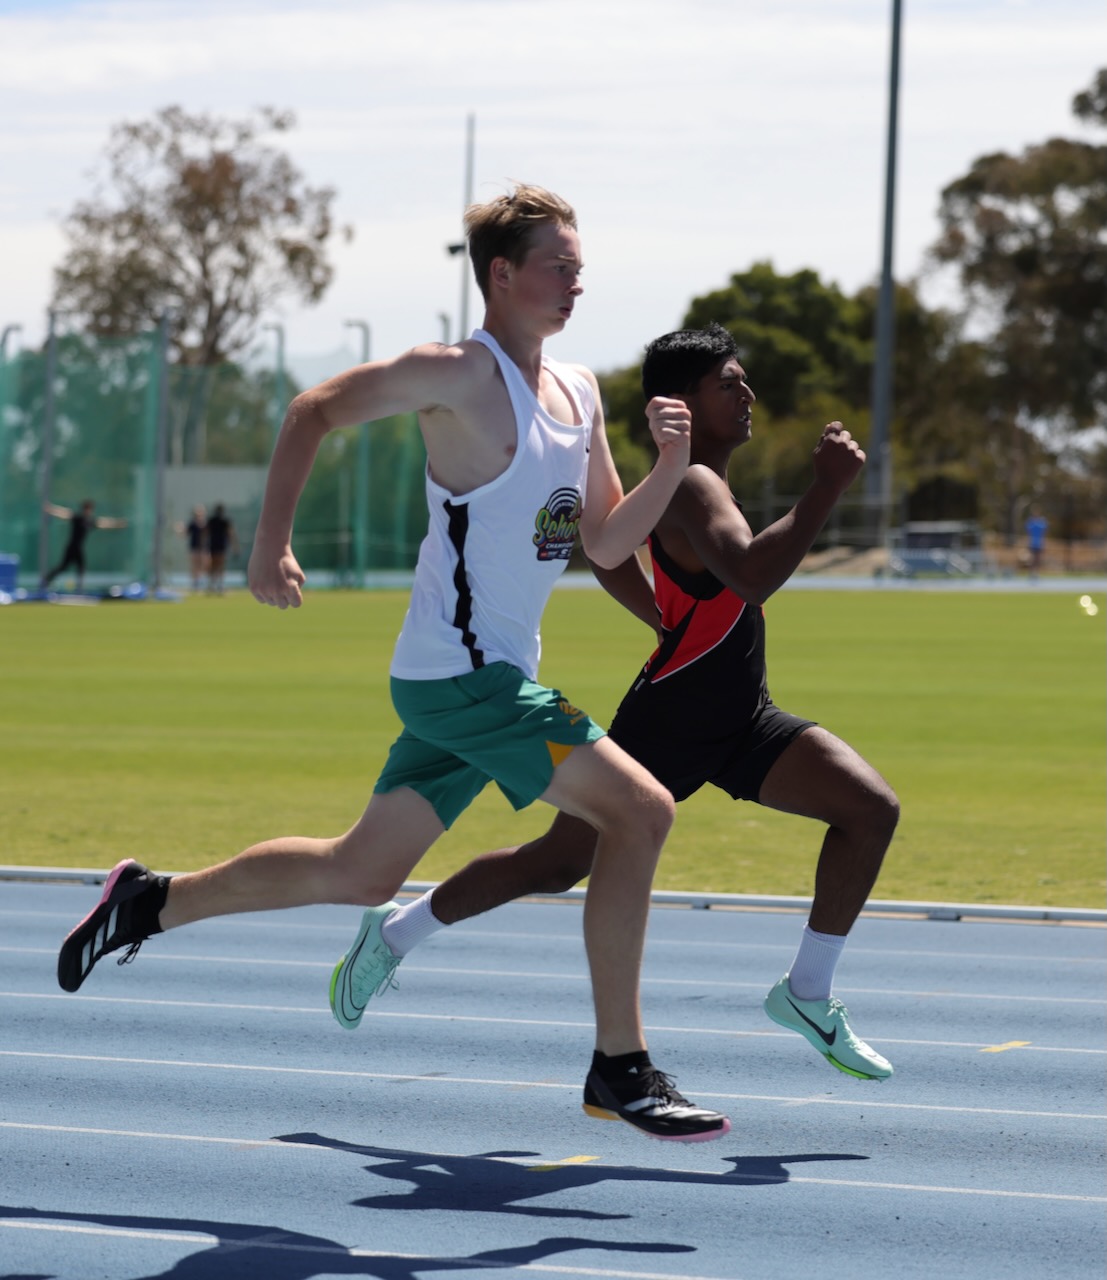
[463,183,578,301]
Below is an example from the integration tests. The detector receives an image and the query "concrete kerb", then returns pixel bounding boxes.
[2,866,1102,926]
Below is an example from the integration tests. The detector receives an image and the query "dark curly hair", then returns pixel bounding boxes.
[641,322,738,400]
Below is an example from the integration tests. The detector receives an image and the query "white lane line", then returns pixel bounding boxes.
[5,917,1105,965]
[291,966,1107,1005]
[785,1178,1105,1202]
[0,1123,1103,1207]
[2,991,1104,1055]
[3,953,1102,1005]
[1,1055,1103,1121]
[356,927,1107,967]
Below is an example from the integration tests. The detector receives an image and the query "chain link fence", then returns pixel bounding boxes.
[0,329,429,592]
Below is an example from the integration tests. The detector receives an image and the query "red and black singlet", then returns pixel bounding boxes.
[609,530,769,750]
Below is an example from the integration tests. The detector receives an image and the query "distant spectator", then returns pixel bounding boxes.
[205,504,239,594]
[40,499,127,593]
[174,505,209,591]
[1026,510,1048,573]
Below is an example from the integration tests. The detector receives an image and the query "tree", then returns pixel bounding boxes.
[929,69,1107,450]
[597,72,1107,551]
[601,264,951,510]
[681,262,871,417]
[52,106,351,366]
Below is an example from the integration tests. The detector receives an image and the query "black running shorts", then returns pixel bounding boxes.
[609,701,815,804]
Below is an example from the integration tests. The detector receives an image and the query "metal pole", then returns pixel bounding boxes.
[344,320,371,585]
[37,310,59,583]
[263,323,286,450]
[0,325,21,539]
[866,0,903,547]
[0,324,21,358]
[458,112,475,342]
[151,310,172,590]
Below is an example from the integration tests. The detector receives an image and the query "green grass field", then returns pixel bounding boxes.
[1,585,1103,907]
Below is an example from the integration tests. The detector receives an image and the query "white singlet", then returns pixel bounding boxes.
[389,329,595,683]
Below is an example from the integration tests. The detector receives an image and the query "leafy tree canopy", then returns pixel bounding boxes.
[682,262,870,416]
[52,106,351,366]
[929,69,1106,438]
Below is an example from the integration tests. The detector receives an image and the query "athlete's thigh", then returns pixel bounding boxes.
[757,725,890,825]
[538,735,670,831]
[334,786,447,893]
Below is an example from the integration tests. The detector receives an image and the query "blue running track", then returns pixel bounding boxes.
[2,881,1104,1280]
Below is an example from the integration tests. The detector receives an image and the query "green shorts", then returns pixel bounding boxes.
[375,662,606,829]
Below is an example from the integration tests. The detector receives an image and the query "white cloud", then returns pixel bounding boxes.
[0,0,1102,372]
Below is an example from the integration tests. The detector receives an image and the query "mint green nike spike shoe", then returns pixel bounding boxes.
[330,903,401,1029]
[763,974,894,1080]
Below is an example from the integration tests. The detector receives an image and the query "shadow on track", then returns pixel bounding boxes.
[0,1203,696,1280]
[276,1131,871,1216]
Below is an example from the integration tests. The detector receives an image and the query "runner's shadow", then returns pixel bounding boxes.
[275,1132,870,1219]
[0,1205,693,1280]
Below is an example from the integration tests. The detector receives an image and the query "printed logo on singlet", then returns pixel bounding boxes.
[533,487,582,561]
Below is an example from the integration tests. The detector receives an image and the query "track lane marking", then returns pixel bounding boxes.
[0,1124,1103,1205]
[2,991,1104,1055]
[8,907,1107,964]
[1,1057,1102,1121]
[2,954,1102,1004]
[1,990,1103,1054]
[529,1155,602,1171]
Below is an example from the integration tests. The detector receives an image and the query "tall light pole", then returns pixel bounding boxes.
[0,324,21,539]
[444,112,475,343]
[262,323,286,450]
[151,309,174,589]
[344,319,371,585]
[867,0,903,547]
[37,309,61,582]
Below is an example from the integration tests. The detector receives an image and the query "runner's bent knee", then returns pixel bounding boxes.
[834,759,899,841]
[553,739,674,848]
[578,747,675,849]
[605,771,674,847]
[864,781,900,843]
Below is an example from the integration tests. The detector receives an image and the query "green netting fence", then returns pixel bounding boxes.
[0,329,429,591]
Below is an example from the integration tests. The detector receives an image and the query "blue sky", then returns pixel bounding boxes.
[1,0,1103,381]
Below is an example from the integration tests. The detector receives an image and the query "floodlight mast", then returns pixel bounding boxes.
[262,323,286,450]
[37,309,62,582]
[0,324,21,357]
[867,0,903,548]
[344,320,372,583]
[444,113,476,344]
[151,309,174,589]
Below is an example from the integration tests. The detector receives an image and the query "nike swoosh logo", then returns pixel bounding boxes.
[787,997,836,1046]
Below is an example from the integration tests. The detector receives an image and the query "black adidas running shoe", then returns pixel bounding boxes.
[57,859,163,993]
[583,1060,731,1142]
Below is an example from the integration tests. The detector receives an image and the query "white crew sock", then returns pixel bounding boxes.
[786,923,847,1002]
[380,891,446,957]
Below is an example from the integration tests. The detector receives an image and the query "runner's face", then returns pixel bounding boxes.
[500,224,583,333]
[688,357,755,445]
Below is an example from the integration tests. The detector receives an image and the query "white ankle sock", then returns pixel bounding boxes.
[380,891,446,957]
[787,924,847,1002]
